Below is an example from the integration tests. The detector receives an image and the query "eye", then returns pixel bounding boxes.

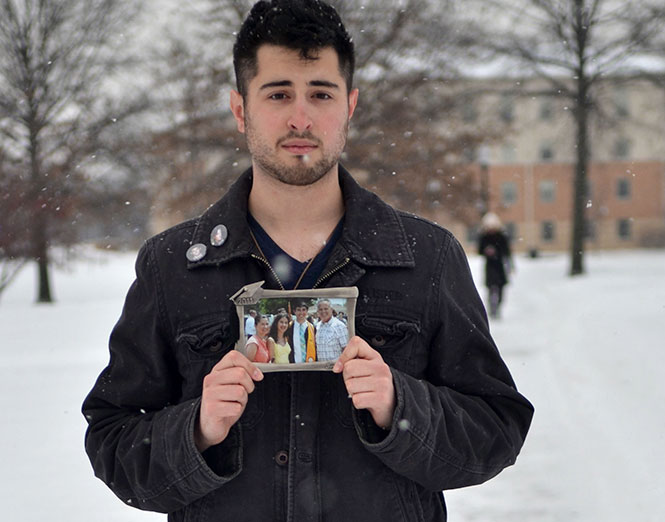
[314,92,333,100]
[269,92,288,101]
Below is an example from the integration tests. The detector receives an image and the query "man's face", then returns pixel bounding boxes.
[295,306,308,322]
[317,301,332,323]
[230,45,358,186]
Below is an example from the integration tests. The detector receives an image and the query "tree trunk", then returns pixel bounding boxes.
[29,120,54,303]
[35,211,53,303]
[570,0,589,276]
[570,93,588,276]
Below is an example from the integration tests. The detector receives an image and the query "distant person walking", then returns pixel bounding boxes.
[478,212,513,318]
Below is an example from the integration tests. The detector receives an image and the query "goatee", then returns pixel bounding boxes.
[245,119,349,187]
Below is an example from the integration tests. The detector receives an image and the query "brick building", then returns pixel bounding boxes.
[474,160,665,253]
[445,76,665,253]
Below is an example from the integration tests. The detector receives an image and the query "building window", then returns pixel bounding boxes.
[617,178,631,200]
[539,180,556,203]
[501,181,518,207]
[614,87,629,118]
[539,99,553,121]
[499,94,514,123]
[501,143,516,164]
[540,143,554,162]
[542,221,555,242]
[613,138,631,160]
[617,219,632,240]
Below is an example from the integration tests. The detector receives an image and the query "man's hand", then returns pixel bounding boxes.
[332,336,396,429]
[195,350,263,452]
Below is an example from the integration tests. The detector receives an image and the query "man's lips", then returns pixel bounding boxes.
[281,140,318,155]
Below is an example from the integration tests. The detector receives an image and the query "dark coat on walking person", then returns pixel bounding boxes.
[478,213,512,289]
[479,230,511,288]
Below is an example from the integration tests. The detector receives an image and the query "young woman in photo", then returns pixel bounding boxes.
[267,312,292,364]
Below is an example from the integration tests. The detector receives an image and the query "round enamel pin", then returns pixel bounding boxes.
[210,224,228,247]
[186,243,207,262]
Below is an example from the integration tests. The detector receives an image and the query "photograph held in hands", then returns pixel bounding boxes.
[231,281,358,372]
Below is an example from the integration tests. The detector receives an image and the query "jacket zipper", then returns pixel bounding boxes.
[250,253,285,290]
[313,257,351,288]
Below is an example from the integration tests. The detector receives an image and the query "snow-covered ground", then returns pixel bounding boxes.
[1,247,663,521]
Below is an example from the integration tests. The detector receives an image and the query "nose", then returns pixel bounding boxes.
[287,100,313,131]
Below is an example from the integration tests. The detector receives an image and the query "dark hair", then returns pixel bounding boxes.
[233,0,355,96]
[269,312,291,343]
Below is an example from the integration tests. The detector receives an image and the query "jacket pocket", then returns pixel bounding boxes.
[175,312,234,365]
[355,314,421,372]
[174,313,234,400]
[173,313,263,428]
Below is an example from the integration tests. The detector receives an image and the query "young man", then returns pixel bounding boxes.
[287,301,317,363]
[82,1,533,521]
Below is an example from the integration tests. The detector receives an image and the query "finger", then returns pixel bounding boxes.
[205,383,250,407]
[343,366,392,397]
[348,390,378,411]
[332,336,378,372]
[204,368,257,395]
[345,380,396,429]
[212,350,263,381]
[202,400,246,423]
[343,375,376,396]
[341,358,380,380]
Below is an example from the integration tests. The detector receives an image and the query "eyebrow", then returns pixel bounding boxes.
[259,79,340,90]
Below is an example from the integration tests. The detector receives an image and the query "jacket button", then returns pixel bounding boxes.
[275,450,289,466]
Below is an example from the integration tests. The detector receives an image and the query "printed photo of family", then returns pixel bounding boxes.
[242,298,350,366]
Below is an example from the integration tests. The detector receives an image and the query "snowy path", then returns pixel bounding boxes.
[1,248,663,521]
[448,250,665,521]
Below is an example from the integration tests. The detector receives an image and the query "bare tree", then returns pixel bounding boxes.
[336,0,506,225]
[461,0,665,275]
[0,0,143,302]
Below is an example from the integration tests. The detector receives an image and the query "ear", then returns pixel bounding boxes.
[347,88,359,120]
[229,90,246,133]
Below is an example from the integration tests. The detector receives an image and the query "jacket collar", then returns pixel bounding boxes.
[186,166,415,269]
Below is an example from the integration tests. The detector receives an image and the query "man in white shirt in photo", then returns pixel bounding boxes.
[315,299,348,361]
[244,309,257,339]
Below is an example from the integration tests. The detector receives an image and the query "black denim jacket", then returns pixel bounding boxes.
[82,167,533,521]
